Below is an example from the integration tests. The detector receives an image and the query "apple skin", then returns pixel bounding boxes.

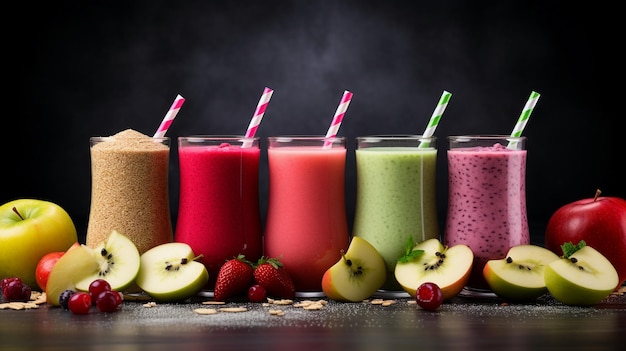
[0,199,78,289]
[545,191,626,290]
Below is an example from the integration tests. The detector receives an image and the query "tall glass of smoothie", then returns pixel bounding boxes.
[86,129,173,255]
[174,136,263,290]
[264,136,350,295]
[352,135,439,292]
[444,135,530,291]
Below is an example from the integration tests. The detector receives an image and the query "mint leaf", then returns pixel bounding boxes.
[561,240,586,258]
[397,236,424,263]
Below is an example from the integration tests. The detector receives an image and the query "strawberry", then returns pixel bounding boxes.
[213,254,254,302]
[253,257,295,299]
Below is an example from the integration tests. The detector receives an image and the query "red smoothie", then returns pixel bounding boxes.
[444,141,529,290]
[175,137,263,289]
[264,137,350,293]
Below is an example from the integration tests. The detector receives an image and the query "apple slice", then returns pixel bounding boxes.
[46,244,99,306]
[135,242,209,302]
[75,230,141,293]
[483,245,560,300]
[544,242,619,306]
[394,238,473,300]
[321,236,386,302]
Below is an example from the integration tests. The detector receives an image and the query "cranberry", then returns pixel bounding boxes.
[416,282,443,311]
[88,279,111,305]
[1,277,22,291]
[96,290,121,313]
[68,292,92,315]
[2,278,31,302]
[248,284,267,302]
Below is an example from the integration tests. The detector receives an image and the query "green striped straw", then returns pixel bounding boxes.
[418,90,452,148]
[507,90,540,149]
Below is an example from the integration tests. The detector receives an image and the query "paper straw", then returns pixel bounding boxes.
[323,90,353,148]
[242,87,274,148]
[418,90,452,148]
[153,94,185,138]
[507,90,540,149]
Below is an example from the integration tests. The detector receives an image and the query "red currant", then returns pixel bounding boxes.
[96,290,121,313]
[88,279,111,305]
[416,282,443,311]
[68,292,92,315]
[247,284,267,302]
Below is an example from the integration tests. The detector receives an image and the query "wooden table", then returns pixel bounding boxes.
[2,289,624,350]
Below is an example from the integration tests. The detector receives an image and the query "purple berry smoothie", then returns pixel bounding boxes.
[444,142,529,290]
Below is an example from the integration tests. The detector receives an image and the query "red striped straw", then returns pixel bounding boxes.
[323,90,353,148]
[153,94,185,138]
[242,87,274,147]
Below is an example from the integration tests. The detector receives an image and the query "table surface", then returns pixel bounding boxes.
[2,288,624,351]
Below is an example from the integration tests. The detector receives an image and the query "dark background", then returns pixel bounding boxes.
[4,1,621,245]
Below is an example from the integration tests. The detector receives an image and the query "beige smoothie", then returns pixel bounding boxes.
[86,129,173,254]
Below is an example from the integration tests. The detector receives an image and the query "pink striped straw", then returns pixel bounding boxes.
[153,94,185,138]
[323,90,353,148]
[244,87,274,137]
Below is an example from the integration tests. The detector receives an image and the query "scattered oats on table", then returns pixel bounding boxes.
[193,308,218,315]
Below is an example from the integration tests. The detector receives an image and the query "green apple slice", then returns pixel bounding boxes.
[544,245,619,306]
[135,242,209,302]
[395,238,473,300]
[75,230,141,292]
[46,244,99,306]
[321,236,386,302]
[483,245,560,300]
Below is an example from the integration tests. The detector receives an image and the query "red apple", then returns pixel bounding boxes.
[35,251,65,291]
[545,189,626,290]
[35,243,80,291]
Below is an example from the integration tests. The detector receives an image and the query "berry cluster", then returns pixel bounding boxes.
[1,277,32,302]
[59,278,123,314]
[213,255,296,302]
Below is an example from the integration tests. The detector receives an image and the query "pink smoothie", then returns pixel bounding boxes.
[444,143,529,290]
[175,141,262,289]
[264,145,350,292]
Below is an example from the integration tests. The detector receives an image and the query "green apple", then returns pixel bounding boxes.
[46,244,100,306]
[394,237,473,300]
[135,242,209,302]
[483,245,560,300]
[544,242,619,306]
[0,199,78,289]
[75,230,141,293]
[321,236,386,302]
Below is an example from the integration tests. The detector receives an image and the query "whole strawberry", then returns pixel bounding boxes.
[253,257,295,299]
[213,255,254,302]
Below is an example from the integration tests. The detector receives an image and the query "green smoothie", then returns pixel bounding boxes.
[352,146,439,290]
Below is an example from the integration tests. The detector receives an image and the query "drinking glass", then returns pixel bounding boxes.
[263,136,350,295]
[444,135,530,291]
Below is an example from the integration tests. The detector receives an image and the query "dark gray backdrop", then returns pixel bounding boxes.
[5,1,620,245]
